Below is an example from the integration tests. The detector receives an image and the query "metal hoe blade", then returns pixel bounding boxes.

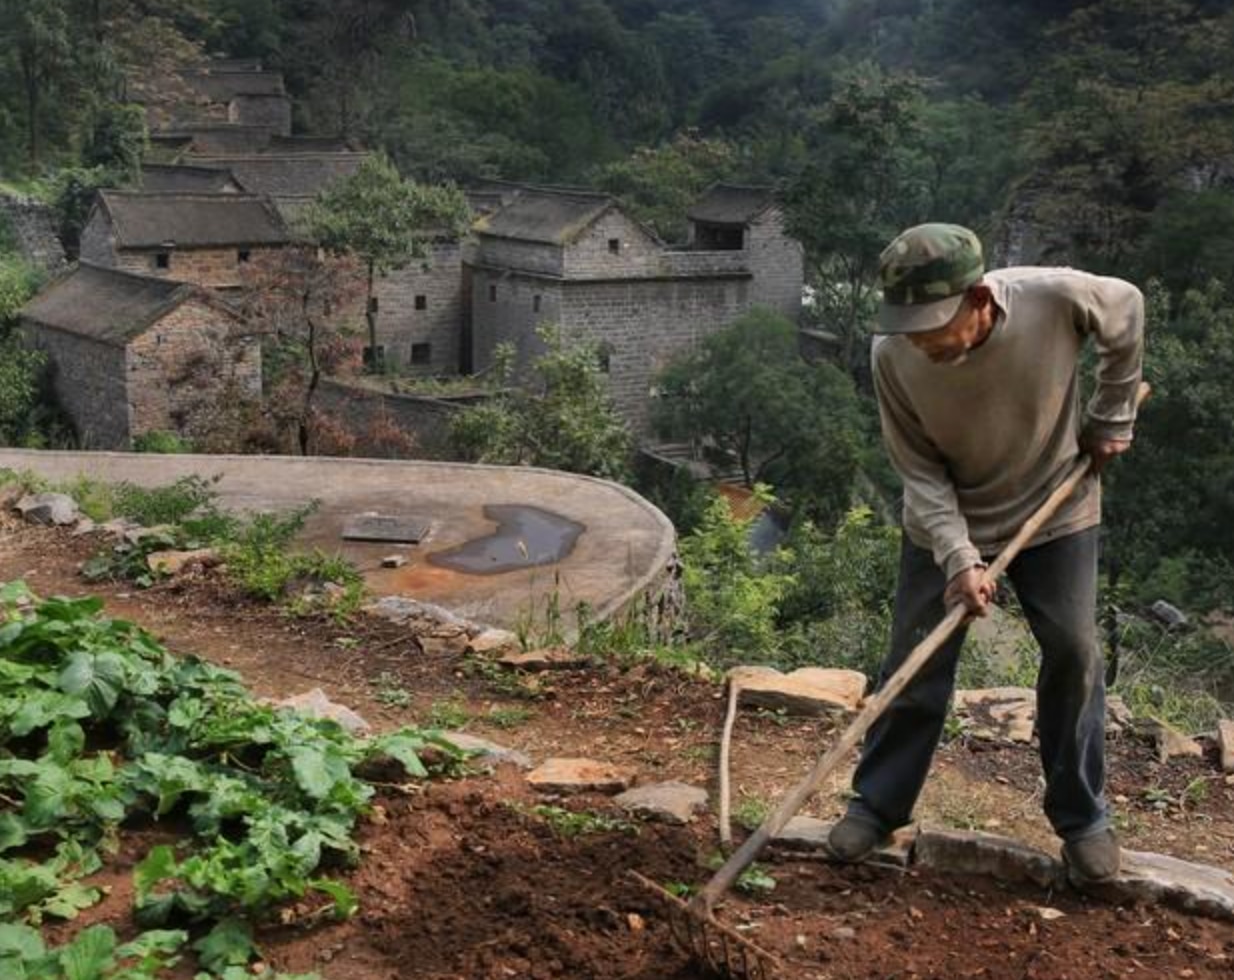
[629,872,780,980]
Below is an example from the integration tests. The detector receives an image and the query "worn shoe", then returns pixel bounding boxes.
[827,816,888,863]
[1062,829,1121,882]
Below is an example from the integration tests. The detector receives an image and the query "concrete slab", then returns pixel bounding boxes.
[0,450,676,631]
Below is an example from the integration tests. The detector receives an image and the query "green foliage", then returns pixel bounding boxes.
[450,327,634,481]
[679,491,790,667]
[517,804,637,839]
[654,308,868,524]
[131,431,193,455]
[0,581,464,975]
[591,131,737,242]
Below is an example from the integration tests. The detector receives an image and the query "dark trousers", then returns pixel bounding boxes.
[847,527,1109,843]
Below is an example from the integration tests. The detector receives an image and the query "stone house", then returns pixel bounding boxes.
[20,263,260,449]
[685,183,804,319]
[79,191,290,289]
[181,151,369,221]
[466,184,803,433]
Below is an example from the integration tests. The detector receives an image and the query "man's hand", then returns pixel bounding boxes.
[944,566,995,619]
[1083,435,1133,475]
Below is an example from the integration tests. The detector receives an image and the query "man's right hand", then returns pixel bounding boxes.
[944,566,995,618]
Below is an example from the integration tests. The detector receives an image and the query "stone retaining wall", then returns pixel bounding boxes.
[0,193,67,273]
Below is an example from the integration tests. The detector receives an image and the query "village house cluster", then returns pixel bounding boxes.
[18,59,804,451]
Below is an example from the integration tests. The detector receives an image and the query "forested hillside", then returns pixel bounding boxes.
[2,0,1233,616]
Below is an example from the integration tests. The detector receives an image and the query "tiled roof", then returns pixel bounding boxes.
[185,153,368,200]
[20,264,201,346]
[96,191,289,249]
[475,188,616,245]
[139,164,244,194]
[687,184,776,226]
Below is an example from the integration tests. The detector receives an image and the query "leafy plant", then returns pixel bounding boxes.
[518,804,637,839]
[0,581,465,977]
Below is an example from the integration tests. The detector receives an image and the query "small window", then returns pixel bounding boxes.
[532,294,542,313]
[368,296,379,314]
[607,238,621,254]
[489,283,498,302]
[410,342,431,365]
[597,345,612,374]
[237,249,251,263]
[414,294,428,311]
[154,252,170,270]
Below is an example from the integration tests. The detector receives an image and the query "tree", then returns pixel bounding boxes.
[0,259,49,446]
[240,247,365,455]
[1,0,71,170]
[653,308,867,525]
[304,155,471,373]
[781,63,931,375]
[450,326,633,481]
[591,131,737,243]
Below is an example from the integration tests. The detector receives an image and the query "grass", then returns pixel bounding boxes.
[485,706,535,729]
[732,795,771,831]
[370,672,412,709]
[424,697,471,730]
[516,804,637,839]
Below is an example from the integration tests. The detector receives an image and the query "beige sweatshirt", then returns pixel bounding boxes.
[871,267,1144,581]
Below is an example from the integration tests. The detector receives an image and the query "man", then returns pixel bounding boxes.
[827,224,1143,882]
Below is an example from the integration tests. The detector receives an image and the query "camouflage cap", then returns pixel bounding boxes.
[875,223,985,334]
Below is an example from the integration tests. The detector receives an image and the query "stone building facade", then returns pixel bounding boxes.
[466,184,802,433]
[79,191,289,289]
[372,239,467,377]
[19,264,260,449]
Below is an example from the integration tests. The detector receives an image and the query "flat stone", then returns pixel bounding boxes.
[772,816,915,866]
[275,688,370,734]
[1148,600,1188,629]
[730,665,866,715]
[499,647,586,671]
[770,819,918,863]
[527,757,635,794]
[72,517,97,536]
[16,492,79,526]
[1079,850,1234,921]
[146,547,220,576]
[419,634,471,657]
[615,781,708,825]
[365,595,476,631]
[342,513,429,543]
[914,828,1065,888]
[1137,718,1203,762]
[467,628,520,656]
[439,732,532,769]
[381,554,408,568]
[954,687,1037,743]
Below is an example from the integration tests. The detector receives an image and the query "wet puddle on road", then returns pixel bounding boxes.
[427,504,584,575]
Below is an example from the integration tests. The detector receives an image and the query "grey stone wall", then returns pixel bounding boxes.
[562,211,662,279]
[20,324,129,448]
[78,210,118,269]
[110,245,281,289]
[474,237,563,276]
[558,275,751,433]
[315,377,492,458]
[745,206,804,320]
[1,193,67,273]
[373,240,466,375]
[660,249,750,277]
[125,300,261,443]
[468,269,564,376]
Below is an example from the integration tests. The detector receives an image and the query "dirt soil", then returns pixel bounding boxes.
[5,518,1234,979]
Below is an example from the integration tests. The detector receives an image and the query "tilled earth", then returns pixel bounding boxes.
[5,517,1234,978]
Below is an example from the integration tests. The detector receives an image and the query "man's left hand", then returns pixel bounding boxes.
[1084,436,1132,475]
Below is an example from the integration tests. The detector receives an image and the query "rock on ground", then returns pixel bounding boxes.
[953,687,1037,743]
[1081,850,1234,921]
[914,828,1065,888]
[274,688,370,734]
[729,665,867,715]
[439,732,532,770]
[146,548,221,576]
[499,647,586,671]
[614,781,708,825]
[16,492,79,526]
[527,758,636,794]
[1217,719,1234,773]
